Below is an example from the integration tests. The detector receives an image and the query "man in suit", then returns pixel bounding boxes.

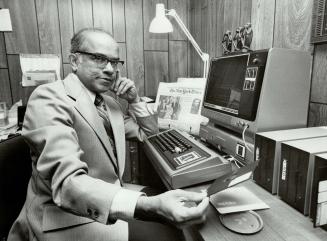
[8,28,209,241]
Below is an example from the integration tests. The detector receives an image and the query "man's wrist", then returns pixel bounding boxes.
[134,195,159,221]
[136,195,153,213]
[128,95,141,104]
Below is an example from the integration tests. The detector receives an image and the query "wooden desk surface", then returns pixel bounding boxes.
[186,181,327,241]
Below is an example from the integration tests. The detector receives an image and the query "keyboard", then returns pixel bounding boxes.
[144,129,231,189]
[147,129,211,170]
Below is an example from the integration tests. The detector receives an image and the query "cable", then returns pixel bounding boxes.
[223,154,245,168]
[231,158,242,168]
[242,124,253,153]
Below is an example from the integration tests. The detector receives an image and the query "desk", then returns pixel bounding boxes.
[185,180,327,241]
[143,131,327,240]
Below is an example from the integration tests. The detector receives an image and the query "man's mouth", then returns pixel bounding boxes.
[100,77,114,82]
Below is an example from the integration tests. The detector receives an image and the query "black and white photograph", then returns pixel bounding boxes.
[0,1,326,241]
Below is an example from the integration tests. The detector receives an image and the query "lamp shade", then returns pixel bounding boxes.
[0,9,12,31]
[149,4,173,33]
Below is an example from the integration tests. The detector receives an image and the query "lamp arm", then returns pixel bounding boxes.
[166,9,206,60]
[166,9,209,78]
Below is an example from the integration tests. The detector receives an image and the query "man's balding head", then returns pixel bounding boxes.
[70,28,117,53]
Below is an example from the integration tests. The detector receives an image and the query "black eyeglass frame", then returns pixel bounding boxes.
[74,50,124,68]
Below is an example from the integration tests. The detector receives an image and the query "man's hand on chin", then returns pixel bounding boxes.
[110,70,140,104]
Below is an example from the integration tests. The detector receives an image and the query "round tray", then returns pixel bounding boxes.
[219,210,264,234]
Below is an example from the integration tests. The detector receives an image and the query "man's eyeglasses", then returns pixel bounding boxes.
[75,51,124,69]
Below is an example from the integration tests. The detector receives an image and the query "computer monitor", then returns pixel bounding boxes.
[203,53,259,121]
[201,48,311,139]
[200,48,311,162]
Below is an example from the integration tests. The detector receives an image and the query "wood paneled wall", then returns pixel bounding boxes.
[2,0,327,127]
[189,0,327,127]
[0,0,189,107]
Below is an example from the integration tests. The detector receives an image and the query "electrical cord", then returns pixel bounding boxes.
[231,158,243,168]
[242,124,253,153]
[223,154,245,168]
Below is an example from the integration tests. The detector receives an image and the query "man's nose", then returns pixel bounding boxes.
[103,62,114,74]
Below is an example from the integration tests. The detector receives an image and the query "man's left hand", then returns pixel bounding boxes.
[135,189,209,229]
[110,70,140,103]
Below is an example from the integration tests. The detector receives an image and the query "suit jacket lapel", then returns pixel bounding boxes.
[62,74,119,172]
[103,96,126,178]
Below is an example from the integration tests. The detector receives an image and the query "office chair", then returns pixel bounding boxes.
[0,134,31,240]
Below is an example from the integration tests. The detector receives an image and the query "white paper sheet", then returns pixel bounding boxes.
[210,186,269,214]
[20,54,61,87]
[0,9,12,31]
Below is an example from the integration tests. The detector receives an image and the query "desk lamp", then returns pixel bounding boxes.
[0,8,12,31]
[149,3,209,78]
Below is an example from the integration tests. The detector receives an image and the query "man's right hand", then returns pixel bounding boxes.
[135,189,209,228]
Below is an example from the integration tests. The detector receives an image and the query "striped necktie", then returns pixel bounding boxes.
[94,94,117,157]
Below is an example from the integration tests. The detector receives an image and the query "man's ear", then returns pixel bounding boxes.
[69,53,80,72]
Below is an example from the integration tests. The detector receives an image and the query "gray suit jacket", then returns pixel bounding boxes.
[8,73,158,241]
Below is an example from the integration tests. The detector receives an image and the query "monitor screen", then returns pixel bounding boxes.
[204,54,249,116]
[203,52,266,121]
